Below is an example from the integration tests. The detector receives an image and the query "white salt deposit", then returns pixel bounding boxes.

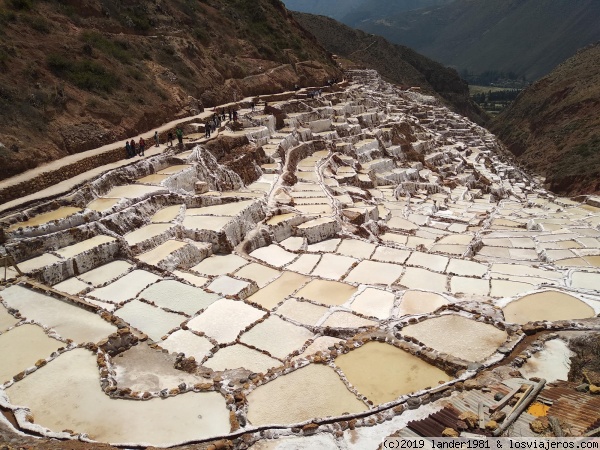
[311,253,357,280]
[139,280,219,315]
[87,270,161,304]
[350,288,395,320]
[114,300,185,341]
[345,260,403,285]
[77,260,133,286]
[53,277,90,295]
[1,285,116,343]
[151,205,182,223]
[124,224,173,246]
[192,254,249,276]
[247,272,309,309]
[275,298,329,326]
[207,275,253,297]
[0,324,62,384]
[234,263,281,288]
[204,344,281,373]
[240,315,314,359]
[402,315,507,362]
[295,279,357,306]
[187,299,266,344]
[246,364,367,425]
[0,304,18,332]
[6,349,230,446]
[250,245,298,268]
[160,329,214,361]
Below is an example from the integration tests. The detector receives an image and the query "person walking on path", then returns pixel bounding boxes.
[205,120,211,139]
[176,127,183,147]
[138,137,145,156]
[154,131,159,147]
[125,141,132,159]
[167,131,174,147]
[130,139,137,157]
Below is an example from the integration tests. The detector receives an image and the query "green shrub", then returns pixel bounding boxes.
[47,53,120,93]
[81,31,132,63]
[29,16,51,33]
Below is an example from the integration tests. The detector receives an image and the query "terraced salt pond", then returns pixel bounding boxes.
[2,69,600,447]
[335,342,452,404]
[8,207,83,230]
[1,285,117,343]
[5,349,229,446]
[502,291,596,324]
[246,364,367,425]
[402,315,508,362]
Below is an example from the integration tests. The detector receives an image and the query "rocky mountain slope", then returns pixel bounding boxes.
[292,12,487,124]
[0,0,341,181]
[349,0,600,82]
[490,43,600,195]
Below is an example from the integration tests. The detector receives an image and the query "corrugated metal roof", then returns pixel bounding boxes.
[542,381,600,436]
[407,406,463,437]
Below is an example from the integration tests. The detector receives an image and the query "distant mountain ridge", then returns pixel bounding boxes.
[490,43,600,195]
[292,12,486,124]
[282,0,454,23]
[355,0,600,81]
[286,0,600,83]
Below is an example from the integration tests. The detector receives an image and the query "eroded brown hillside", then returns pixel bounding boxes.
[490,43,600,195]
[0,0,341,180]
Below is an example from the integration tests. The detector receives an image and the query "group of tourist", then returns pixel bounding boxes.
[124,127,183,159]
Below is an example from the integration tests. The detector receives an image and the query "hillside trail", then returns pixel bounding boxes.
[0,87,304,215]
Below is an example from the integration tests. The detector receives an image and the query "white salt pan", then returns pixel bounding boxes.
[240,315,313,359]
[345,261,403,285]
[205,344,281,373]
[88,270,161,304]
[0,324,62,384]
[350,288,395,320]
[246,364,366,425]
[311,253,357,280]
[139,280,219,315]
[6,349,229,446]
[250,245,298,268]
[1,285,116,343]
[114,300,185,341]
[78,260,133,286]
[160,329,214,361]
[402,315,507,362]
[192,254,248,276]
[187,299,266,344]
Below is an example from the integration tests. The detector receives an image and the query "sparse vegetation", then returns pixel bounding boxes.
[81,32,133,63]
[47,53,120,93]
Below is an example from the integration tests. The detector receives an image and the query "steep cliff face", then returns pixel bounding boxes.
[292,12,487,125]
[0,0,341,180]
[490,43,600,195]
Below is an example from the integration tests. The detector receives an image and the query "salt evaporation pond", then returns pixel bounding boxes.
[8,207,82,230]
[246,364,367,425]
[295,279,357,306]
[192,254,248,276]
[114,300,185,341]
[247,272,309,309]
[113,343,201,392]
[137,240,187,265]
[396,290,448,317]
[204,344,281,373]
[275,298,329,326]
[77,260,133,286]
[86,198,120,212]
[139,280,219,315]
[1,285,116,343]
[87,270,161,304]
[187,299,266,344]
[5,349,230,446]
[520,339,574,383]
[402,315,508,362]
[335,341,452,404]
[240,315,314,359]
[124,223,173,246]
[0,304,18,332]
[503,291,596,324]
[151,205,182,223]
[350,288,395,320]
[0,324,62,384]
[160,329,214,361]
